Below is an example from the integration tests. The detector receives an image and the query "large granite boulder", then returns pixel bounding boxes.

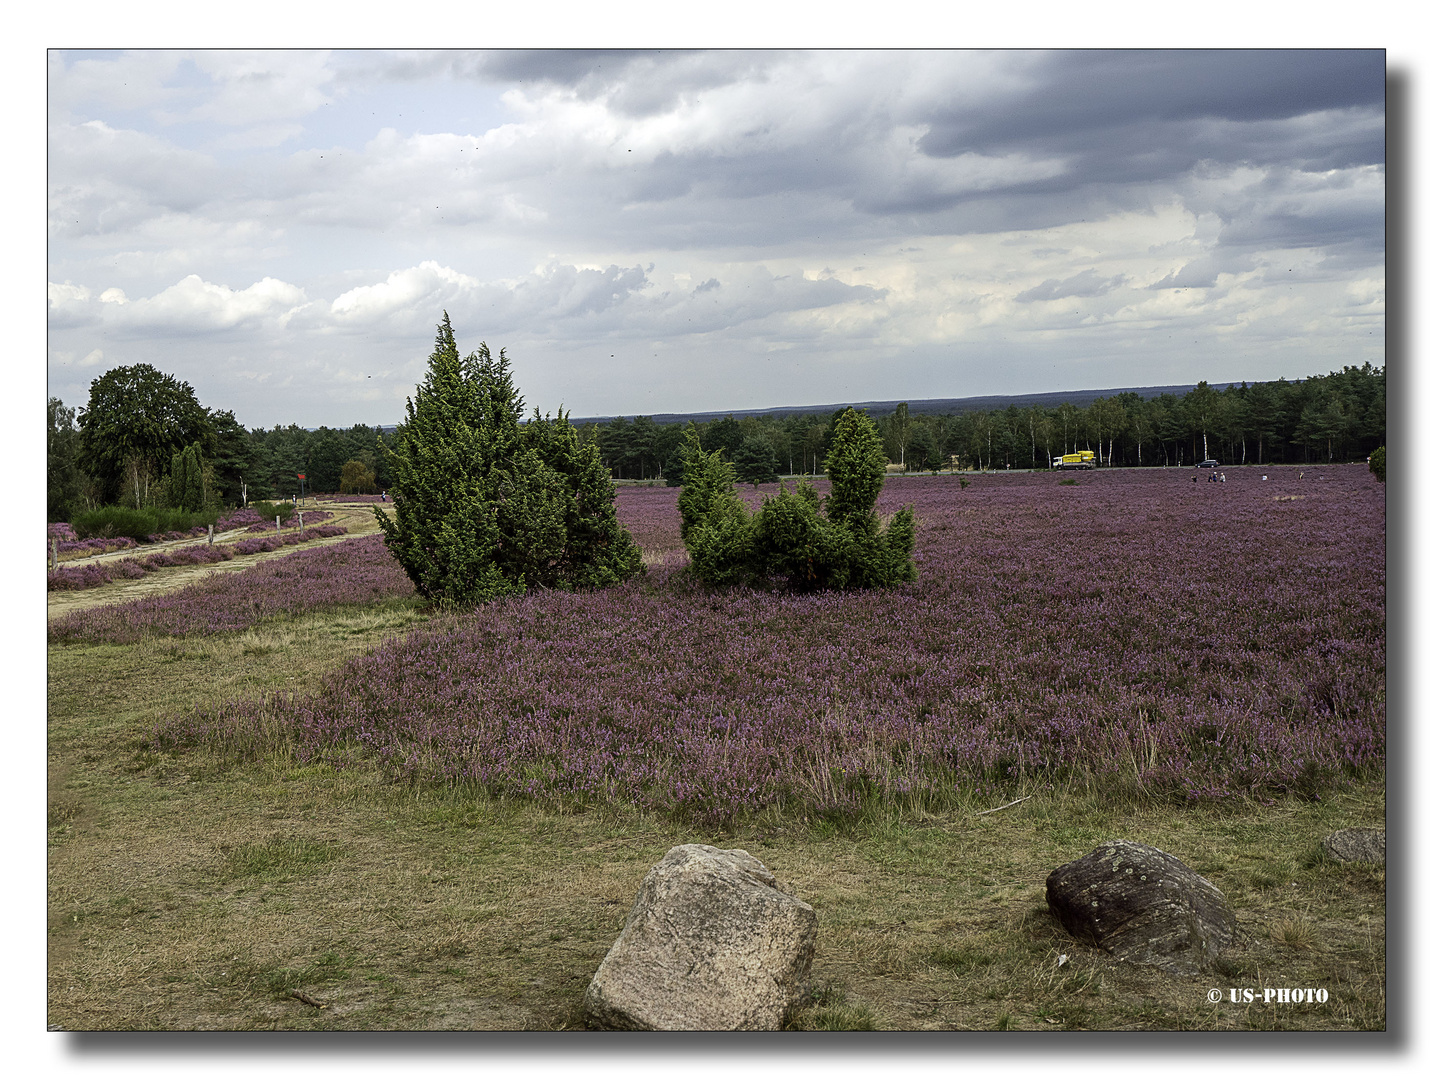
[1321,828,1385,864]
[584,844,817,1030]
[1045,840,1235,975]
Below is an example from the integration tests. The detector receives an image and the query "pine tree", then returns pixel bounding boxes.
[377,314,642,604]
[678,428,756,588]
[732,433,780,486]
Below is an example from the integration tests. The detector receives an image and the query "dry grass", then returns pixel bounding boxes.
[1269,915,1320,951]
[48,605,1386,1031]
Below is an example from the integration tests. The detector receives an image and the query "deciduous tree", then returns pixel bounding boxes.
[78,364,214,505]
[48,397,92,522]
[167,444,207,512]
[340,459,378,494]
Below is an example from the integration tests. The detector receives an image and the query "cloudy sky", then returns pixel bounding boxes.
[47,48,1385,429]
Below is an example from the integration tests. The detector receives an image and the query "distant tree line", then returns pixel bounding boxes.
[584,364,1385,484]
[47,360,1385,524]
[47,362,399,523]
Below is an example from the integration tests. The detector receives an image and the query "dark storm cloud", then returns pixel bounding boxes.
[821,52,1385,244]
[333,50,1383,261]
[468,49,767,117]
[1218,204,1385,250]
[846,51,1385,267]
[920,50,1383,159]
[47,50,1386,426]
[471,49,656,83]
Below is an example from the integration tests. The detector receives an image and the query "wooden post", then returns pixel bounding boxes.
[276,516,281,533]
[208,524,214,546]
[51,539,58,572]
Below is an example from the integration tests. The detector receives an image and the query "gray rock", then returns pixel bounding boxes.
[1045,840,1235,975]
[1321,828,1385,864]
[584,844,817,1030]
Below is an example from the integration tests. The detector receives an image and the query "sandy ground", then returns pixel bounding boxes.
[47,501,389,623]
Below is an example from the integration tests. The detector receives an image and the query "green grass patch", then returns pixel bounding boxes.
[929,942,998,973]
[71,504,220,542]
[222,836,344,881]
[787,983,880,1030]
[247,500,297,524]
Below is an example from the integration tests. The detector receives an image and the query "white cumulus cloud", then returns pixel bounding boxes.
[331,262,484,323]
[125,275,309,330]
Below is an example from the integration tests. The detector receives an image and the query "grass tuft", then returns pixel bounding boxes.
[223,836,343,880]
[787,983,880,1030]
[1269,914,1320,950]
[929,942,997,973]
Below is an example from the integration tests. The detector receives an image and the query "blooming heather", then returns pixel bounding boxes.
[152,465,1384,817]
[50,535,139,560]
[47,525,349,594]
[50,531,410,642]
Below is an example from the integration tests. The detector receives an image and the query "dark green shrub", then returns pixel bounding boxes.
[680,408,915,591]
[1369,445,1385,483]
[824,408,886,525]
[677,428,743,540]
[71,504,217,542]
[501,414,643,590]
[688,509,759,588]
[679,430,758,587]
[376,314,642,605]
[750,480,852,591]
[250,501,296,524]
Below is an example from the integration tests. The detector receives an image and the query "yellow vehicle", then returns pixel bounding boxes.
[1053,450,1096,470]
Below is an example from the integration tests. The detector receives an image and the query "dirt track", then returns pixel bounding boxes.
[47,501,388,623]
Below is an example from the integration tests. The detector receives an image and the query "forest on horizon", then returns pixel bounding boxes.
[48,362,1384,519]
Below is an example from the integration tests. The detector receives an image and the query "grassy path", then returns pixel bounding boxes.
[47,503,385,623]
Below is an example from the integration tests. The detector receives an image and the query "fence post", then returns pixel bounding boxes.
[208,524,214,546]
[298,512,304,532]
[51,538,58,572]
[276,516,281,533]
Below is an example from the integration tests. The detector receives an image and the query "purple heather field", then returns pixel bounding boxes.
[48,526,368,633]
[150,465,1384,820]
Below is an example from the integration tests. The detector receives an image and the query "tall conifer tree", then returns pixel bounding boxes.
[377,314,641,604]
